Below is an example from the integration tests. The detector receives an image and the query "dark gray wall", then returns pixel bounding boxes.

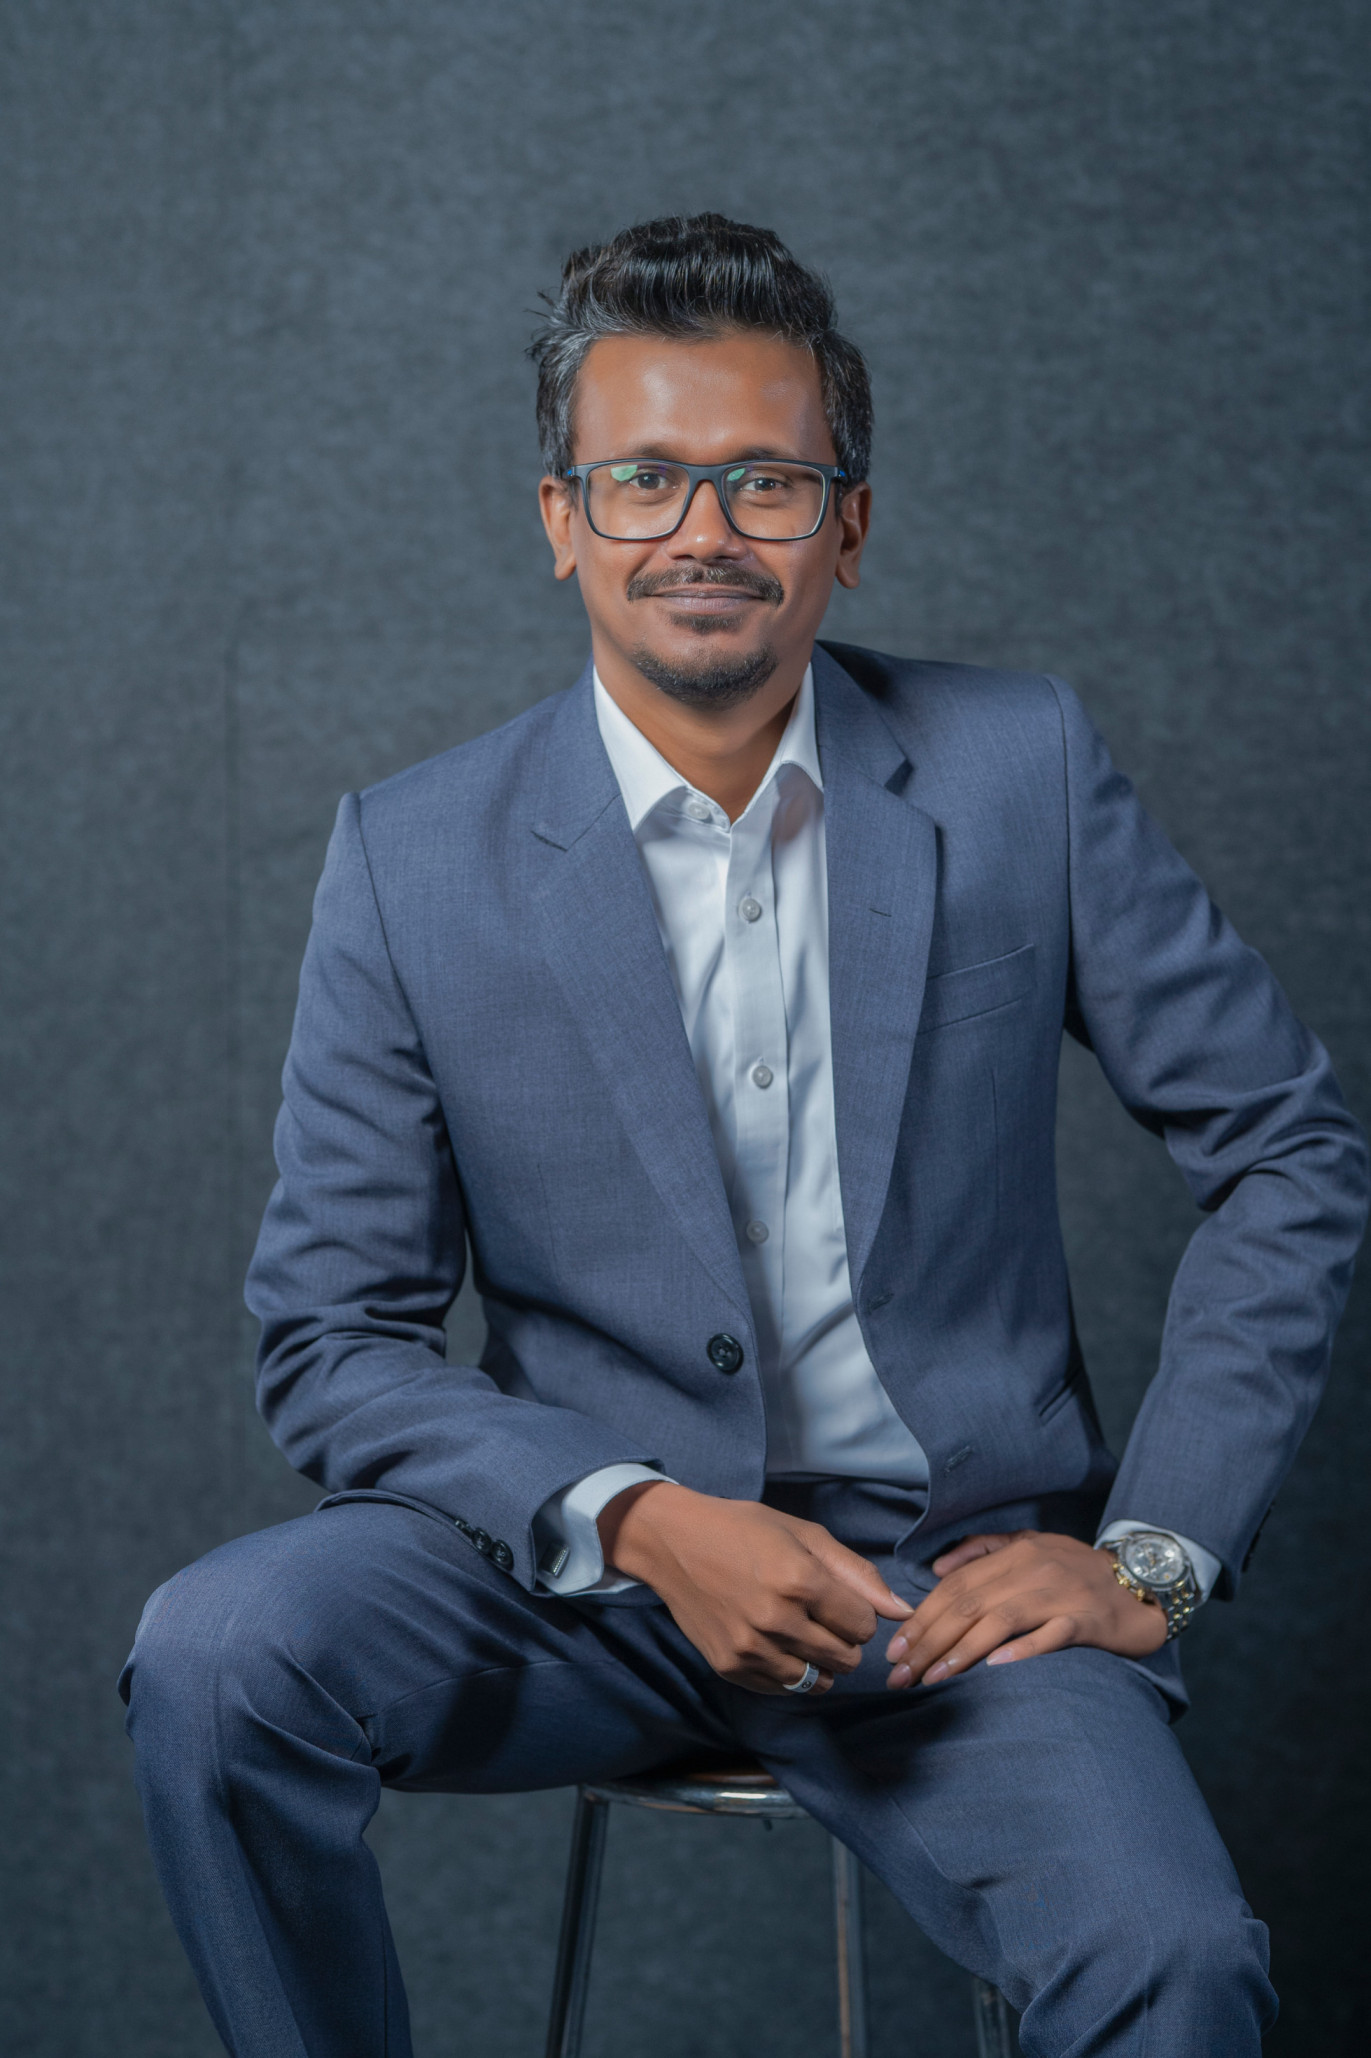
[2,3,1367,2051]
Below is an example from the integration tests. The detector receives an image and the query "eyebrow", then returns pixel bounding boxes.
[617,445,806,464]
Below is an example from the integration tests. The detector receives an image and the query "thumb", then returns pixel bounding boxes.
[808,1530,912,1620]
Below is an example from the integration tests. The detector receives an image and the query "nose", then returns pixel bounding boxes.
[667,479,745,557]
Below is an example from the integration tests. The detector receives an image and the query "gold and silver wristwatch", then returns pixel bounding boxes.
[1099,1532,1199,1642]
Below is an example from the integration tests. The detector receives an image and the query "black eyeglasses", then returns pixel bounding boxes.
[563,458,846,542]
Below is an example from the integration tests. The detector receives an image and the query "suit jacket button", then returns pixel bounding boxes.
[707,1333,744,1374]
[471,1528,493,1555]
[491,1540,514,1571]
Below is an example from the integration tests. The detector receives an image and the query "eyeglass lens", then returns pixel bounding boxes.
[584,462,827,540]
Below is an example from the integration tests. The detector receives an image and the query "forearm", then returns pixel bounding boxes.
[1053,674,1369,1587]
[1101,1128,1366,1585]
[253,1311,656,1591]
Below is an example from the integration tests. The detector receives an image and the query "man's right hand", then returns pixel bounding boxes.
[597,1481,911,1695]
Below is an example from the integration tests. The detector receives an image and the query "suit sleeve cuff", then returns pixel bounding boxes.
[532,1464,672,1596]
[1095,1520,1222,1604]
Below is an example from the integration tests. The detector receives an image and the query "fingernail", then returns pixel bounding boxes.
[887,1662,911,1689]
[985,1649,1013,1666]
[923,1660,950,1683]
[886,1634,907,1659]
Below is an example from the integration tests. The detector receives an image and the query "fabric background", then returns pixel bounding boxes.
[2,3,1367,2051]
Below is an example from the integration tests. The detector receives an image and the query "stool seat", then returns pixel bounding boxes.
[582,1756,807,1819]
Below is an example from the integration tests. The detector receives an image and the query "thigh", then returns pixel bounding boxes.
[126,1495,725,1794]
[733,1646,1259,2011]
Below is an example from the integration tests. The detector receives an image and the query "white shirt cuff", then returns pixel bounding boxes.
[532,1463,671,1596]
[1096,1520,1222,1604]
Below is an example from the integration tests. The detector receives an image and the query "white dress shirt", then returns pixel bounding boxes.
[531,664,1220,1605]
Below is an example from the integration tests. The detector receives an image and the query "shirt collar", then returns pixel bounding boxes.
[592,660,821,834]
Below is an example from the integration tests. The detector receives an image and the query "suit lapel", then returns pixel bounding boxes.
[527,652,936,1318]
[529,671,751,1321]
[813,646,938,1292]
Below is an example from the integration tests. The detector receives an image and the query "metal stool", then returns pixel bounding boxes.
[545,1758,1016,2058]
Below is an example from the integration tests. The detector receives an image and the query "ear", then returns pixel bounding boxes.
[538,475,579,582]
[833,481,872,591]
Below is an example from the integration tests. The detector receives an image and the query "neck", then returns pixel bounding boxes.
[591,641,811,822]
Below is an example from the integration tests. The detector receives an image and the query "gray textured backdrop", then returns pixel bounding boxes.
[2,3,1368,2052]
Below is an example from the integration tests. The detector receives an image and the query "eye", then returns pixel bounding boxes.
[610,464,671,491]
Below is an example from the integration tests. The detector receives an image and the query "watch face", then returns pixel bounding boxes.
[1119,1533,1187,1589]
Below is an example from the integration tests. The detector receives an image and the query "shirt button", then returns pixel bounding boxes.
[745,1219,769,1244]
[751,1063,773,1089]
[739,896,762,922]
[684,796,712,822]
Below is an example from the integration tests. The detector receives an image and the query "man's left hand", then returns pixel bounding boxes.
[885,1529,1168,1688]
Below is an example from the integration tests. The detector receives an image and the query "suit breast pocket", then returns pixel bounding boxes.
[917,943,1036,1034]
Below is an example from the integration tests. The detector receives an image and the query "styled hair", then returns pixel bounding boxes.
[530,214,872,487]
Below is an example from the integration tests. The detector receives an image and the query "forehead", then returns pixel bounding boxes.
[570,331,833,463]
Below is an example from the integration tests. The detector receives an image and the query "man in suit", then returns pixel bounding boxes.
[122,215,1367,2056]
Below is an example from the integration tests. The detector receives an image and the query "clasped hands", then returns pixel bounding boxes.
[599,1483,1167,1696]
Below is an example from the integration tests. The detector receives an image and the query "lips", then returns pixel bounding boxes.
[625,567,784,606]
[654,587,757,600]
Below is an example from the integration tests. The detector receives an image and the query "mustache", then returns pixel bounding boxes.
[625,564,784,606]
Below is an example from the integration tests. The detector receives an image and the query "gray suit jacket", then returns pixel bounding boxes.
[247,644,1367,1597]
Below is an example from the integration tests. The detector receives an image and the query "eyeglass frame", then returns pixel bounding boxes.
[560,458,848,543]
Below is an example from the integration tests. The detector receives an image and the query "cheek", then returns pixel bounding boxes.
[579,542,653,600]
[572,554,622,612]
[781,540,839,607]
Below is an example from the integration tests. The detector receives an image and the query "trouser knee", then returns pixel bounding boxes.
[121,1533,363,1791]
[1019,1896,1275,2053]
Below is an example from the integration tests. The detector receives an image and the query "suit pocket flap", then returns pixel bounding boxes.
[918,943,1036,1033]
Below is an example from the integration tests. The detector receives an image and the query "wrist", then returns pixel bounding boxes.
[597,1479,696,1581]
[1097,1533,1198,1642]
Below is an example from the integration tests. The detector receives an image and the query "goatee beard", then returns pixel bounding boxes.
[624,562,784,710]
[629,641,780,711]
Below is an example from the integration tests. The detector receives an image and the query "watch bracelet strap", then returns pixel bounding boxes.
[1103,1545,1198,1642]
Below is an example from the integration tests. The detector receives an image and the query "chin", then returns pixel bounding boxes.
[629,637,780,711]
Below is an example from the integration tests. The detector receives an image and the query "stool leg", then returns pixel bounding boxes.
[831,1838,869,2058]
[545,1791,609,2058]
[972,1976,1015,2057]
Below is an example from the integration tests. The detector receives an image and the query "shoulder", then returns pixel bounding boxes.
[820,639,1064,723]
[818,640,1078,776]
[347,684,575,867]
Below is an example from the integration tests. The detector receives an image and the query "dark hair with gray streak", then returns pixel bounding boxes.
[530,214,872,488]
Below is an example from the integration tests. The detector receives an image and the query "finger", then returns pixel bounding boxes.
[884,1543,1042,1662]
[734,1661,837,1697]
[887,1580,1043,1681]
[804,1528,912,1621]
[892,1607,1079,1689]
[985,1619,1078,1667]
[884,1575,984,1664]
[789,1562,879,1645]
[775,1618,867,1676]
[930,1530,1031,1576]
[769,1663,835,1698]
[805,1584,882,1648]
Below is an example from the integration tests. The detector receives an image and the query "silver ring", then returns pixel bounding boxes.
[783,1661,822,1695]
